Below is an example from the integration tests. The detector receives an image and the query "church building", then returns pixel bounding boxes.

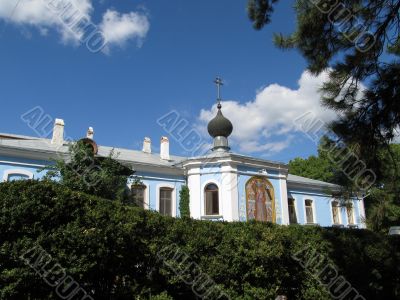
[0,82,366,228]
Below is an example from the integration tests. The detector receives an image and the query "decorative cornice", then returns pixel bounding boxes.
[181,153,289,174]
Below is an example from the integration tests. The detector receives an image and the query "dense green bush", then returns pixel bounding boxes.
[0,180,399,299]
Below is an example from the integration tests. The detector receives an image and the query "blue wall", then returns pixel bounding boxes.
[288,188,362,227]
[129,171,185,217]
[0,155,50,181]
[0,154,364,227]
[0,155,186,217]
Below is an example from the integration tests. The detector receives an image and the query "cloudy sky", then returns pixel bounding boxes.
[0,0,338,162]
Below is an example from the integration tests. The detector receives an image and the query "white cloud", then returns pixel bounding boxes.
[198,70,338,155]
[99,9,150,51]
[0,0,92,41]
[0,0,149,52]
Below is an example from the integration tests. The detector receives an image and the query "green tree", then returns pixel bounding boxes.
[247,0,400,177]
[289,143,335,183]
[289,137,361,206]
[179,185,190,218]
[289,136,356,185]
[248,0,400,230]
[45,140,134,201]
[289,138,400,232]
[365,144,400,231]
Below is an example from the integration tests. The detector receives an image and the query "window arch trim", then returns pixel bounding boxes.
[130,182,150,209]
[204,182,220,216]
[201,180,222,217]
[3,169,34,182]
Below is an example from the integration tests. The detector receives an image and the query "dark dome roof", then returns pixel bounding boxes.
[207,105,233,138]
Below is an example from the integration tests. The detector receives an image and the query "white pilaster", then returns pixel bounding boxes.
[220,164,238,221]
[187,167,201,220]
[358,198,367,228]
[279,177,289,225]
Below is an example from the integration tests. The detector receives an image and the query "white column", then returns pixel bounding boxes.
[229,172,239,221]
[220,164,238,222]
[358,198,367,228]
[187,167,201,220]
[279,177,289,225]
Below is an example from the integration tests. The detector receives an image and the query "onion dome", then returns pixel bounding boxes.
[207,103,233,138]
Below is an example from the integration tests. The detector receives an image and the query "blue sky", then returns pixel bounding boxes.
[0,0,334,162]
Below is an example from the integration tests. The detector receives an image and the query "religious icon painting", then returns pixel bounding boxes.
[245,177,276,223]
[247,199,256,220]
[265,188,273,222]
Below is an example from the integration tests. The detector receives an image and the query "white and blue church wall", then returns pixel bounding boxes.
[184,156,243,222]
[0,130,188,219]
[0,106,367,229]
[0,150,187,219]
[199,163,239,222]
[236,164,288,225]
[0,155,50,182]
[131,170,186,217]
[0,142,367,228]
[184,155,290,224]
[287,186,366,228]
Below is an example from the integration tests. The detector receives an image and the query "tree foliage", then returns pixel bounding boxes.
[248,0,400,230]
[248,0,279,29]
[179,185,190,218]
[366,144,400,232]
[45,140,134,201]
[289,138,400,232]
[1,180,399,299]
[247,0,400,178]
[289,140,336,183]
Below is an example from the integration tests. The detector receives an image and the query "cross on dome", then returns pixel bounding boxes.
[214,76,223,108]
[208,76,233,151]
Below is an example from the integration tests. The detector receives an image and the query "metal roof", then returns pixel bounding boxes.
[0,132,340,189]
[0,133,187,168]
[287,174,340,189]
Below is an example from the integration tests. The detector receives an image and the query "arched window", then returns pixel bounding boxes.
[3,169,33,182]
[159,187,173,216]
[305,200,314,224]
[8,174,30,181]
[288,198,297,224]
[131,184,147,208]
[205,183,219,215]
[331,201,341,225]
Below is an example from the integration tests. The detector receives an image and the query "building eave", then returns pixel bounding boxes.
[287,180,341,193]
[180,152,289,174]
[0,142,185,176]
